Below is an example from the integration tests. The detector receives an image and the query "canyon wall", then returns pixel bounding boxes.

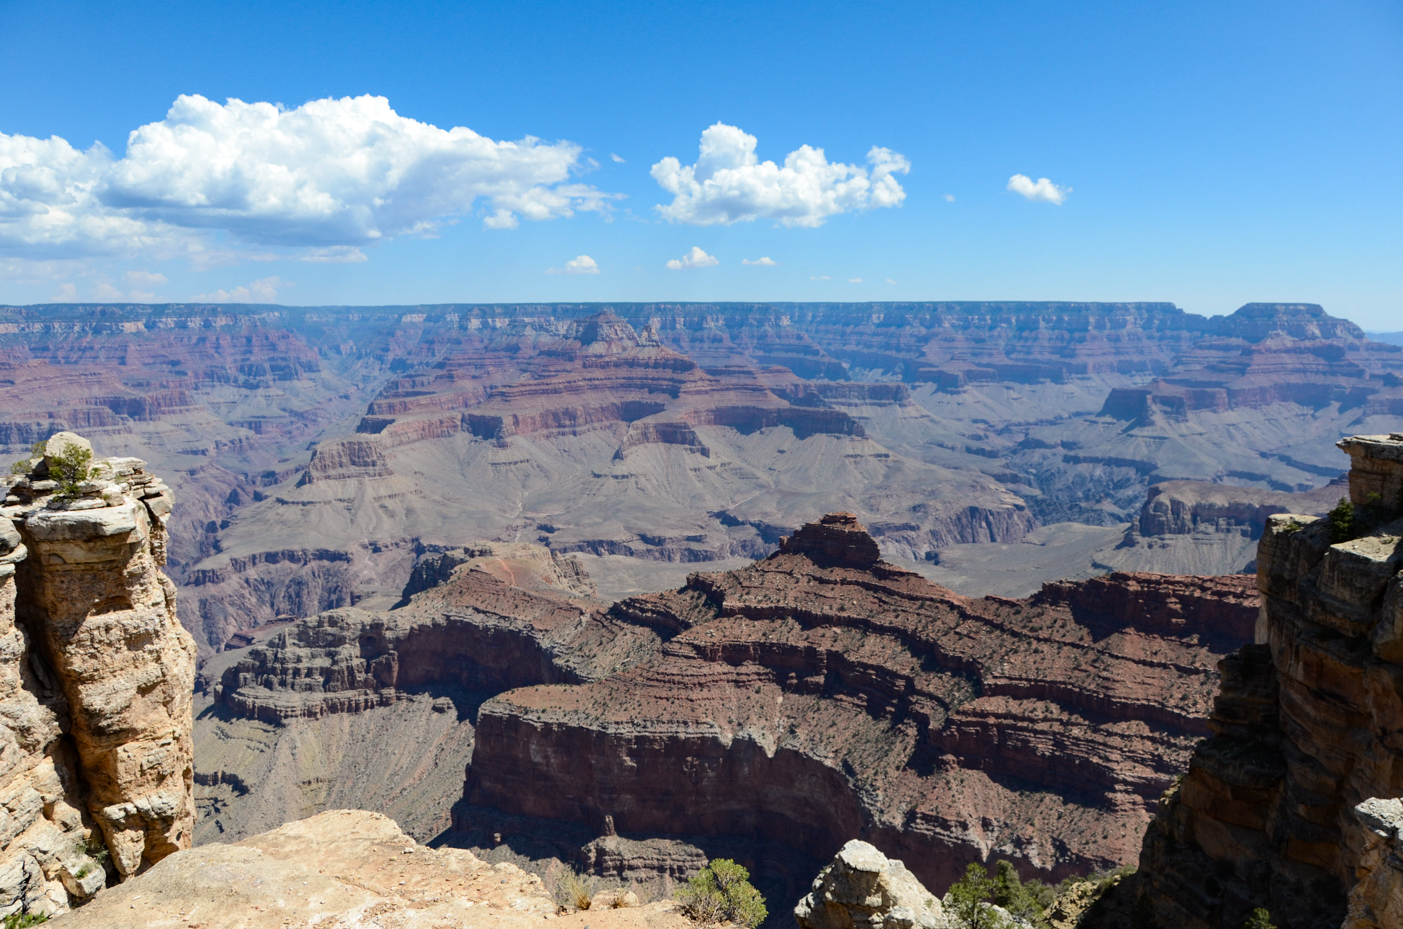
[0,433,195,918]
[207,513,1261,917]
[1127,433,1403,929]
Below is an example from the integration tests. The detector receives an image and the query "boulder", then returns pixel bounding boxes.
[795,840,951,929]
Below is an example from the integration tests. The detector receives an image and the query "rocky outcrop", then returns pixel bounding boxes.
[0,433,195,918]
[1345,798,1403,929]
[1127,433,1403,929]
[795,840,951,929]
[48,808,690,929]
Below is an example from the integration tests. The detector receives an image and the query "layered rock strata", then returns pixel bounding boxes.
[455,515,1256,893]
[0,433,195,917]
[1130,433,1403,929]
[206,513,1258,911]
[197,542,630,844]
[1099,479,1345,576]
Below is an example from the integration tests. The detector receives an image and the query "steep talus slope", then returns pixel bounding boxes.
[0,433,195,918]
[206,512,1259,919]
[1108,433,1403,929]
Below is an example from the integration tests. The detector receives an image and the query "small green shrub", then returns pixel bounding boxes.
[946,863,1012,929]
[1242,907,1276,929]
[676,858,767,928]
[50,442,92,499]
[990,860,1054,922]
[3,913,49,928]
[1328,498,1360,543]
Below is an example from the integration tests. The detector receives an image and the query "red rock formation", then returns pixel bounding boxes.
[449,516,1258,893]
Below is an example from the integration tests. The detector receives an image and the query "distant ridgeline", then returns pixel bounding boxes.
[1,299,1400,662]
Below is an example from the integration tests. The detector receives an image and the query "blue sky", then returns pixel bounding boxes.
[1,0,1400,328]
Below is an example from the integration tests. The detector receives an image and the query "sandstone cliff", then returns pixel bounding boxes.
[1126,433,1403,929]
[0,432,195,918]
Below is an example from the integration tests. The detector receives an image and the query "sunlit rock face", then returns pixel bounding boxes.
[1130,433,1403,929]
[0,433,195,917]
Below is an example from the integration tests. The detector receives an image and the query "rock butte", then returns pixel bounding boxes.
[210,510,1260,913]
[0,432,195,917]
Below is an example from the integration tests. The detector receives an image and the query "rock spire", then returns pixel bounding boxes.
[0,432,195,917]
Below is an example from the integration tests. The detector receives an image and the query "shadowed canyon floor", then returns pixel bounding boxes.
[200,515,1261,920]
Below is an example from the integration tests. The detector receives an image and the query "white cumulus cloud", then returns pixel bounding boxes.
[665,246,718,270]
[546,254,599,275]
[0,94,618,264]
[651,123,910,227]
[1007,174,1069,205]
[192,275,288,303]
[742,256,776,266]
[848,277,863,283]
[610,153,626,163]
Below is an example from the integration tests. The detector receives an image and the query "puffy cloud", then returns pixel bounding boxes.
[741,256,776,266]
[546,254,599,275]
[665,246,718,270]
[1007,174,1069,204]
[651,123,910,227]
[0,94,617,263]
[848,277,863,283]
[192,275,287,303]
[943,194,956,202]
[610,153,626,163]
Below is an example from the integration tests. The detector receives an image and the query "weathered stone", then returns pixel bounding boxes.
[1120,435,1403,929]
[1340,434,1403,509]
[40,432,90,464]
[48,809,687,929]
[0,434,195,918]
[796,840,951,929]
[1344,798,1403,929]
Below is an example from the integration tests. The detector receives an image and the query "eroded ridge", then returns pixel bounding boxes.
[447,516,1255,893]
[1129,433,1403,929]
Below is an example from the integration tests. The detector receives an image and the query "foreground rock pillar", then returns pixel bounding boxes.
[1,432,195,910]
[1128,433,1403,929]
